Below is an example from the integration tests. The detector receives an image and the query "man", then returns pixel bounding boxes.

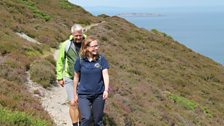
[56,24,85,126]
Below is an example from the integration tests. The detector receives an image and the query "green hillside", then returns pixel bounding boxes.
[87,17,224,125]
[0,0,224,125]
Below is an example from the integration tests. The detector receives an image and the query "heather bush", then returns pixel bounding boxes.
[44,55,56,66]
[30,59,56,88]
[77,18,91,25]
[0,107,50,126]
[0,35,21,55]
[59,0,72,9]
[103,113,116,126]
[0,78,53,125]
[0,57,26,83]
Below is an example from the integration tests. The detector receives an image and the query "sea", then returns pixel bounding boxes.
[81,6,224,65]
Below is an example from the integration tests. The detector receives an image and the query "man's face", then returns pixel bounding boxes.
[72,30,83,43]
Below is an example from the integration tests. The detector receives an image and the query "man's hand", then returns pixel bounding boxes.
[58,80,64,87]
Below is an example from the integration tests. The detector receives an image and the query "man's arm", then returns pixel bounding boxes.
[56,42,66,86]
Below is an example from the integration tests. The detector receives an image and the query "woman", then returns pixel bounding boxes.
[73,36,109,126]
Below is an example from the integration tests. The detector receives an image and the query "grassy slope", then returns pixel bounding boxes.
[87,16,224,125]
[0,0,224,125]
[0,0,100,125]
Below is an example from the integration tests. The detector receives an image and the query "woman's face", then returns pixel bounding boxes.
[87,40,99,55]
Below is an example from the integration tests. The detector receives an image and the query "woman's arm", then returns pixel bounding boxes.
[73,72,80,103]
[102,69,109,100]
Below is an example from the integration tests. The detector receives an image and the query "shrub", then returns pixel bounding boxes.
[59,0,72,9]
[77,18,91,25]
[168,93,213,117]
[151,29,159,34]
[44,55,56,66]
[17,0,51,21]
[0,78,53,125]
[103,113,116,126]
[101,36,108,41]
[0,34,20,55]
[0,57,26,83]
[98,14,110,18]
[30,59,56,88]
[0,107,50,126]
[33,10,51,21]
[151,29,173,40]
[23,46,41,57]
[162,32,173,40]
[168,93,197,110]
[200,106,213,118]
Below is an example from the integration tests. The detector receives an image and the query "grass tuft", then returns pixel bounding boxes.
[17,0,51,21]
[168,93,213,117]
[0,107,50,126]
[59,0,73,9]
[168,93,197,110]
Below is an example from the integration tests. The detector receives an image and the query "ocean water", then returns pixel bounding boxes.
[84,7,224,64]
[124,11,224,65]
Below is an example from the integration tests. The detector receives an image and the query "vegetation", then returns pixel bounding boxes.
[167,92,213,117]
[0,107,50,126]
[59,0,73,9]
[0,78,53,125]
[30,59,56,88]
[168,93,198,110]
[0,0,224,125]
[17,0,51,21]
[87,16,224,125]
[151,28,173,40]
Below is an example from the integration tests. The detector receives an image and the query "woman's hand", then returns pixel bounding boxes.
[103,90,108,100]
[73,72,79,104]
[74,94,78,104]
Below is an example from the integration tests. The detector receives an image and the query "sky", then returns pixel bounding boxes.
[69,0,224,8]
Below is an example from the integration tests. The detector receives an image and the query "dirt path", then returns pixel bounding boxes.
[25,49,71,126]
[83,21,105,32]
[26,71,70,126]
[16,32,41,44]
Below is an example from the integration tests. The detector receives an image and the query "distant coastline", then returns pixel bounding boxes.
[116,13,163,17]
